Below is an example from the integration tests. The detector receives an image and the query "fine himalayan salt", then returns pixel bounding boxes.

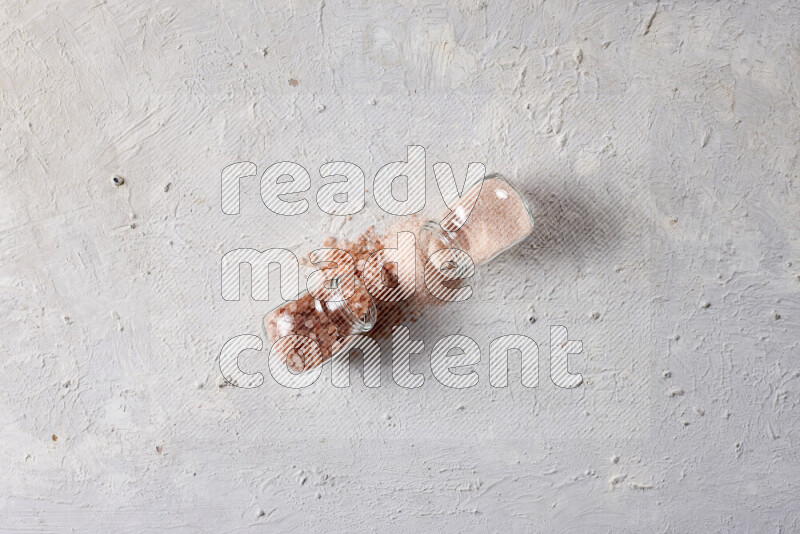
[433,176,534,265]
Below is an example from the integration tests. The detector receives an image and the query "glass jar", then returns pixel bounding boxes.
[419,173,535,269]
[263,173,534,371]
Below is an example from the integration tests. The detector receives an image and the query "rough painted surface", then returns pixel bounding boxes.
[1,1,799,531]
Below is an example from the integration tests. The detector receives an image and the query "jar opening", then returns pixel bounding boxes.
[321,274,377,334]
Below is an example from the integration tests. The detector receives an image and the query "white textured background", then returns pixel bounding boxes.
[1,0,799,532]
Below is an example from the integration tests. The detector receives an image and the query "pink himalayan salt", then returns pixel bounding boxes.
[264,176,534,371]
[434,176,534,265]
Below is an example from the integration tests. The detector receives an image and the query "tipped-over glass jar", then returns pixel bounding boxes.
[263,173,534,372]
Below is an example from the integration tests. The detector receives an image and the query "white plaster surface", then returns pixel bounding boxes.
[1,0,799,531]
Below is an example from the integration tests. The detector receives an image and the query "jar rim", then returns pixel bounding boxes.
[326,275,377,333]
[421,220,463,251]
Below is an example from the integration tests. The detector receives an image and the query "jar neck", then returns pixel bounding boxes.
[317,275,377,335]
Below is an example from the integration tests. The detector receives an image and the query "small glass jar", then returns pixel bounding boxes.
[419,173,535,268]
[263,173,534,371]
